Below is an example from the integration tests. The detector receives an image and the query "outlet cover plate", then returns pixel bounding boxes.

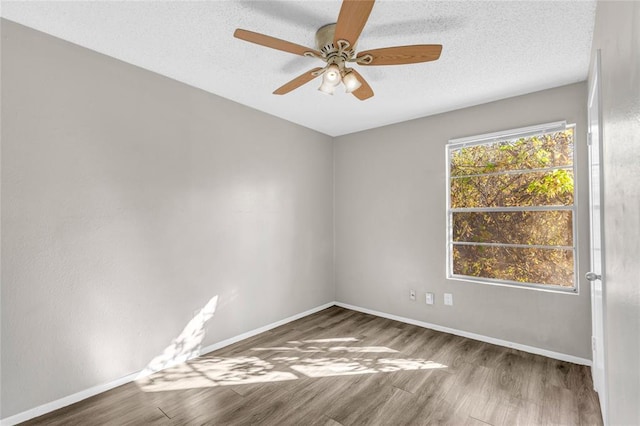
[426,292,435,305]
[444,293,453,306]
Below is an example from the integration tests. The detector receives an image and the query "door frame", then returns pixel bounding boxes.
[587,48,607,424]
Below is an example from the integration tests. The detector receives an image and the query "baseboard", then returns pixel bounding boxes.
[335,301,592,366]
[0,301,335,426]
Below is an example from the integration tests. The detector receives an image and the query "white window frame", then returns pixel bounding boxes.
[446,121,578,293]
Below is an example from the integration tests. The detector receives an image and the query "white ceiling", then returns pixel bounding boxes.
[1,1,597,137]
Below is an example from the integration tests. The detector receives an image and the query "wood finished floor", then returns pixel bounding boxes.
[24,306,602,425]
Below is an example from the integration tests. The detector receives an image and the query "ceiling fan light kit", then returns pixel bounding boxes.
[342,71,362,93]
[311,24,366,95]
[318,66,341,95]
[233,0,443,101]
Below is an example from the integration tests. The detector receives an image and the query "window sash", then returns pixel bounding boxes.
[451,241,574,251]
[450,164,573,180]
[448,121,567,147]
[446,123,577,293]
[450,205,573,212]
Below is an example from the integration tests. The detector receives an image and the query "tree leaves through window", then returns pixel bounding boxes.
[448,128,575,288]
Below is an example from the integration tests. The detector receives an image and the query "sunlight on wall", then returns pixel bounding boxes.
[136,295,218,380]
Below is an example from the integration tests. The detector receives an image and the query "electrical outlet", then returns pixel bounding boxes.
[425,292,435,305]
[410,289,416,301]
[444,293,453,306]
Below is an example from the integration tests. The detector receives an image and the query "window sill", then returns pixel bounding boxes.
[447,275,579,295]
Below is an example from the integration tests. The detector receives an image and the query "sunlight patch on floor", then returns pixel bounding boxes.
[288,357,446,378]
[328,346,398,353]
[136,335,447,392]
[298,337,359,343]
[251,345,398,353]
[252,338,398,354]
[137,356,298,392]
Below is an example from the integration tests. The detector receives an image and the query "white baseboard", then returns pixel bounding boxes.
[334,302,592,366]
[0,301,335,426]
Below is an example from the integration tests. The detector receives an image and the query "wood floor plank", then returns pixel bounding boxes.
[467,392,518,426]
[23,382,169,426]
[324,376,405,425]
[389,368,455,397]
[21,306,602,426]
[539,384,580,425]
[502,397,542,426]
[425,398,473,425]
[521,353,549,404]
[485,351,530,401]
[575,371,604,425]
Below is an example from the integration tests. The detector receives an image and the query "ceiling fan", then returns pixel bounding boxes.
[233,0,443,100]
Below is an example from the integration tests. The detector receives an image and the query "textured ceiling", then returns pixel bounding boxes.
[1,1,597,136]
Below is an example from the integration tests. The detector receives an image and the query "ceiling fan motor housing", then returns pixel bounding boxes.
[315,23,355,66]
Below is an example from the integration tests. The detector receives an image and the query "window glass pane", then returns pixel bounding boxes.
[448,124,576,290]
[452,245,574,287]
[450,169,574,208]
[450,129,574,177]
[452,211,573,246]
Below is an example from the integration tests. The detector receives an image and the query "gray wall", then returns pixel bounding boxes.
[590,2,640,425]
[1,20,334,418]
[334,83,591,359]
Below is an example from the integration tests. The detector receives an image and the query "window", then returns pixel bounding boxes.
[446,122,577,292]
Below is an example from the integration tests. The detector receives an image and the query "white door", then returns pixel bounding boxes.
[587,49,607,424]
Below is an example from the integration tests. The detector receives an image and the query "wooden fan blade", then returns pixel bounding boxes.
[333,0,375,46]
[357,44,442,66]
[234,29,321,57]
[349,69,374,100]
[273,67,324,95]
